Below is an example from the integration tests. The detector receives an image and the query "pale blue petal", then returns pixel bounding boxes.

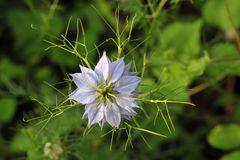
[82,106,89,119]
[80,65,92,73]
[70,73,98,90]
[82,102,98,119]
[83,102,106,127]
[80,65,99,83]
[69,89,96,104]
[85,103,97,124]
[105,103,121,127]
[109,58,125,83]
[123,63,131,76]
[88,104,105,126]
[119,107,136,116]
[83,73,98,89]
[121,115,132,120]
[94,51,110,82]
[122,63,138,76]
[99,117,106,128]
[115,95,137,108]
[128,72,138,76]
[70,73,84,88]
[114,76,141,95]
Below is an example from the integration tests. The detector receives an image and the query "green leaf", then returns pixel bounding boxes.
[0,58,26,84]
[35,67,55,82]
[7,8,64,45]
[0,97,17,125]
[203,0,240,30]
[139,78,155,93]
[208,124,240,150]
[221,150,240,160]
[49,49,79,68]
[152,53,209,90]
[7,9,39,48]
[7,8,64,58]
[11,132,32,151]
[160,20,202,59]
[206,43,240,82]
[187,53,210,79]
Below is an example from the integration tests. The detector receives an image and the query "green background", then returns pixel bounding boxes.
[0,0,240,160]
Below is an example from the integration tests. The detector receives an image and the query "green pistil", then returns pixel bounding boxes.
[96,84,114,101]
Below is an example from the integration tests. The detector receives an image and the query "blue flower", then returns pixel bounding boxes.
[69,52,141,128]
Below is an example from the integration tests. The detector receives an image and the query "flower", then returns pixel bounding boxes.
[69,52,141,128]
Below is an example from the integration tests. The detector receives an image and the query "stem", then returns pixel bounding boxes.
[188,83,209,96]
[117,37,122,58]
[147,0,154,15]
[154,0,167,18]
[82,58,92,69]
[141,52,147,78]
[224,0,240,49]
[224,0,239,114]
[138,99,195,106]
[225,76,235,114]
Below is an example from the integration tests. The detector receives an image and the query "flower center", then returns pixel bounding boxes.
[96,84,113,100]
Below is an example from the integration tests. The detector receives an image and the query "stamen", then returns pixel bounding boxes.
[96,84,114,103]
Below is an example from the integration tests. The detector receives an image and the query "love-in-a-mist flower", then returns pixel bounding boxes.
[69,52,141,128]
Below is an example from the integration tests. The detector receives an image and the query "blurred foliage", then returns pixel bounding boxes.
[208,124,240,160]
[206,43,240,82]
[203,0,240,30]
[0,98,17,126]
[0,0,240,160]
[208,124,240,150]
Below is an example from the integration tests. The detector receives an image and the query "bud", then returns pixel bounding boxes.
[43,142,63,160]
